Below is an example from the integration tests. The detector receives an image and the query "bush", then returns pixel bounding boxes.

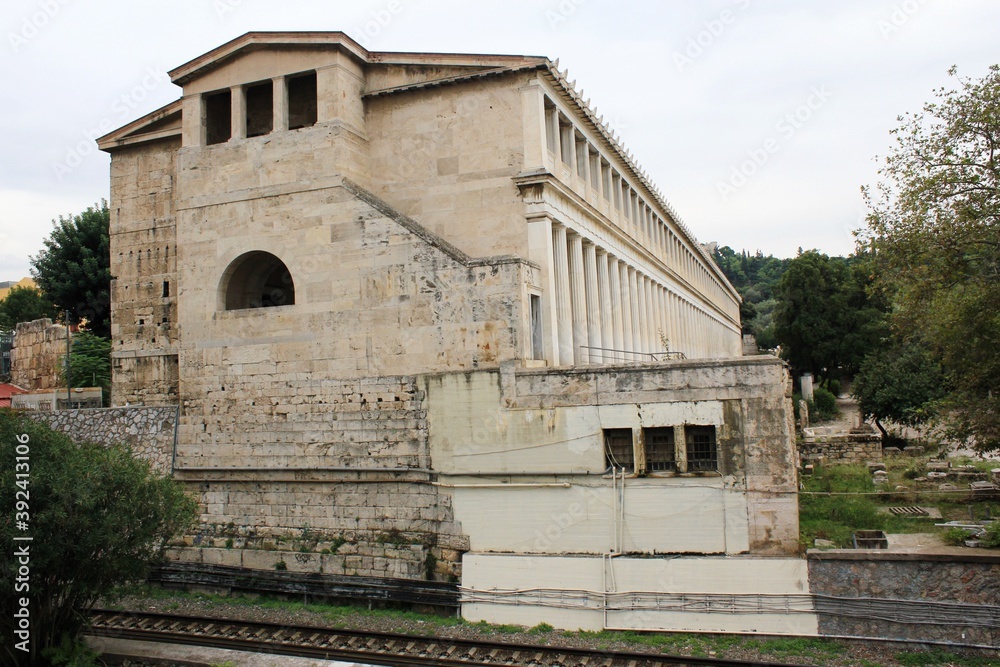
[812,387,839,421]
[0,408,197,665]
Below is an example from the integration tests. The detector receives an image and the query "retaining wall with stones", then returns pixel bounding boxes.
[809,551,1000,646]
[24,406,177,475]
[799,432,882,466]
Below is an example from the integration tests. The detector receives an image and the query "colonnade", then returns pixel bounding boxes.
[547,224,735,366]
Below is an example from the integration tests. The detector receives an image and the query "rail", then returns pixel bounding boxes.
[580,345,686,364]
[88,608,810,667]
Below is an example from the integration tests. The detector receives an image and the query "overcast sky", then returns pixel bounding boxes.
[2,0,998,280]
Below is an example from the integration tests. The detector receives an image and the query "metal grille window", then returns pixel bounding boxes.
[643,428,676,472]
[685,426,718,472]
[604,429,634,472]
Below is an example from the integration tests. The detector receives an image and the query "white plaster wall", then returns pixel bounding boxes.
[448,481,750,555]
[462,554,818,635]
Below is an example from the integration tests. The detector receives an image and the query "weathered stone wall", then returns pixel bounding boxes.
[109,138,180,406]
[799,433,882,465]
[166,476,468,581]
[11,319,68,391]
[173,372,469,581]
[809,552,1000,646]
[23,406,177,474]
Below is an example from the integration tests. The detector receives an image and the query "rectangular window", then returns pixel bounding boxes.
[204,89,232,145]
[530,294,543,360]
[686,426,718,472]
[287,71,317,130]
[604,429,634,472]
[644,428,676,472]
[245,80,273,137]
[162,281,170,298]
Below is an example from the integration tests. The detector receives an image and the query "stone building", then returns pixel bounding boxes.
[98,32,808,634]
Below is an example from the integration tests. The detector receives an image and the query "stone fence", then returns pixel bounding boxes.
[809,550,1000,647]
[799,426,883,466]
[24,406,178,474]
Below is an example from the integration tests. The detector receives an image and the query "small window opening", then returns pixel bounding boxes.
[287,72,317,130]
[162,281,170,298]
[644,427,676,472]
[245,80,274,137]
[205,89,232,145]
[530,294,543,360]
[685,426,718,472]
[221,251,296,310]
[604,428,634,472]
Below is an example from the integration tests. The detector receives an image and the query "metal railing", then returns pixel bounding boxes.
[579,345,686,365]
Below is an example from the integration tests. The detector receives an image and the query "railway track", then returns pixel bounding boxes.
[89,608,809,667]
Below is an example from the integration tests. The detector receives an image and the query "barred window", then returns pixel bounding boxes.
[604,429,634,472]
[685,426,718,472]
[643,427,676,472]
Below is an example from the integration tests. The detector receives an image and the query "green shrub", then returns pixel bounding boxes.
[812,387,839,421]
[823,378,842,397]
[941,527,971,546]
[980,521,1000,548]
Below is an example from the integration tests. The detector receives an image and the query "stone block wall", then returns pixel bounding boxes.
[24,406,177,474]
[799,433,882,465]
[809,552,1000,646]
[11,319,69,390]
[109,138,180,406]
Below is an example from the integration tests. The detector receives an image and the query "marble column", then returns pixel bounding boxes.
[552,225,573,365]
[583,241,601,363]
[567,232,588,365]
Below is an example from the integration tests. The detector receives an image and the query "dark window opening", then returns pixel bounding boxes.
[644,427,676,472]
[686,425,718,472]
[530,294,543,360]
[245,80,274,137]
[287,72,317,130]
[205,89,232,145]
[162,281,170,298]
[221,251,296,310]
[604,428,634,472]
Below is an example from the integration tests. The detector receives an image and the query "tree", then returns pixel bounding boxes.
[773,251,888,381]
[0,286,58,332]
[852,340,947,440]
[30,202,111,338]
[64,332,112,405]
[0,409,197,665]
[861,65,1000,451]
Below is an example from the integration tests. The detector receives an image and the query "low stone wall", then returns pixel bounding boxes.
[24,406,177,474]
[799,432,882,466]
[808,551,1000,646]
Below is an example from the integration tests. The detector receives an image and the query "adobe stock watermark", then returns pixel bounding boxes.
[877,0,925,39]
[12,432,33,654]
[8,0,72,53]
[673,0,752,73]
[716,85,833,202]
[52,66,170,181]
[545,0,588,30]
[213,0,245,20]
[353,1,403,49]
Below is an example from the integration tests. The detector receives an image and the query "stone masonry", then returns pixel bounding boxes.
[11,318,69,391]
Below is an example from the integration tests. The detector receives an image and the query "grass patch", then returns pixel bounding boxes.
[896,648,1000,666]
